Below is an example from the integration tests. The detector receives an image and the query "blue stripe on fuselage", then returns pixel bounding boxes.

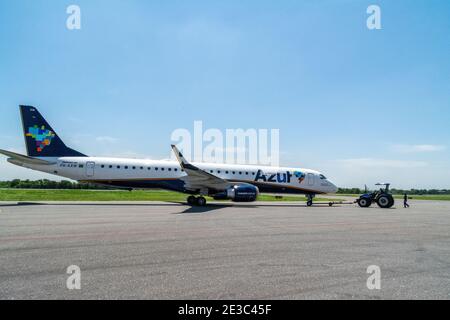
[83,178,322,195]
[86,179,186,192]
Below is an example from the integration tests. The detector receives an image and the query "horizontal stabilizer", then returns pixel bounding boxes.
[0,149,56,165]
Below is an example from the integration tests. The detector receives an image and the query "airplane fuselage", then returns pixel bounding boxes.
[10,156,338,195]
[2,105,339,205]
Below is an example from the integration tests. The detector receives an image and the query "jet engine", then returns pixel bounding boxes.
[213,184,259,202]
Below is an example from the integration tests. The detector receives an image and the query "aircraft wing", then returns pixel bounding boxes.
[171,145,231,191]
[0,149,56,165]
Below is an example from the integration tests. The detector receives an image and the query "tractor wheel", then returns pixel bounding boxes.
[377,194,394,208]
[388,195,395,207]
[357,198,371,207]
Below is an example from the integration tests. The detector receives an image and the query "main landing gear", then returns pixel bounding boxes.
[306,194,315,207]
[187,195,207,206]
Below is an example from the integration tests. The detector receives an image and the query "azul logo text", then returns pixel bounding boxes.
[255,170,293,183]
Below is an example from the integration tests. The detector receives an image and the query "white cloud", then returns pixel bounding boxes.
[317,158,450,189]
[213,147,247,153]
[3,146,26,154]
[175,19,240,47]
[95,136,119,144]
[336,158,428,168]
[391,144,446,153]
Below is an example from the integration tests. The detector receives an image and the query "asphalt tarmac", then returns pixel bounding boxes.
[0,200,449,299]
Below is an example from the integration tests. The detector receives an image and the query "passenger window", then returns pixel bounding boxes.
[161,168,165,171]
[148,167,151,170]
[101,165,105,168]
[79,164,84,168]
[225,171,229,174]
[239,172,242,175]
[232,171,235,174]
[117,165,121,169]
[132,166,136,170]
[174,168,178,171]
[168,168,172,171]
[109,165,112,168]
[155,167,158,171]
[140,166,143,170]
[246,172,248,175]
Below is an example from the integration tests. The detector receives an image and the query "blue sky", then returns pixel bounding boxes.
[0,0,449,188]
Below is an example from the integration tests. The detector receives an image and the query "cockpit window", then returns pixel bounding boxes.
[319,174,327,180]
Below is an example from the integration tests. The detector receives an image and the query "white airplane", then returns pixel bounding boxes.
[0,105,338,206]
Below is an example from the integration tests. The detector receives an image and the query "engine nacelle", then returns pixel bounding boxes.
[213,184,259,202]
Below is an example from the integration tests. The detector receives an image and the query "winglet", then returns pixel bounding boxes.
[171,145,198,170]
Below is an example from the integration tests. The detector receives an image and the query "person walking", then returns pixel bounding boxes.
[404,193,410,208]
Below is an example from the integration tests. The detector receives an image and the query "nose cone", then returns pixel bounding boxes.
[328,181,338,193]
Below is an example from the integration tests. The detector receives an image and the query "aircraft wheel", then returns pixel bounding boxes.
[196,196,207,206]
[187,196,196,205]
[307,200,313,207]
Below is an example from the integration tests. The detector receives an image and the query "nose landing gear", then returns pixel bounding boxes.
[306,194,315,207]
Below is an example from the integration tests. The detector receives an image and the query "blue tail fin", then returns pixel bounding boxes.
[20,105,87,157]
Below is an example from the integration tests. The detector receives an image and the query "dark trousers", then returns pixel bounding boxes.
[404,202,409,208]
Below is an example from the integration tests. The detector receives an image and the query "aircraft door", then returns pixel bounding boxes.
[307,173,315,186]
[86,161,95,177]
